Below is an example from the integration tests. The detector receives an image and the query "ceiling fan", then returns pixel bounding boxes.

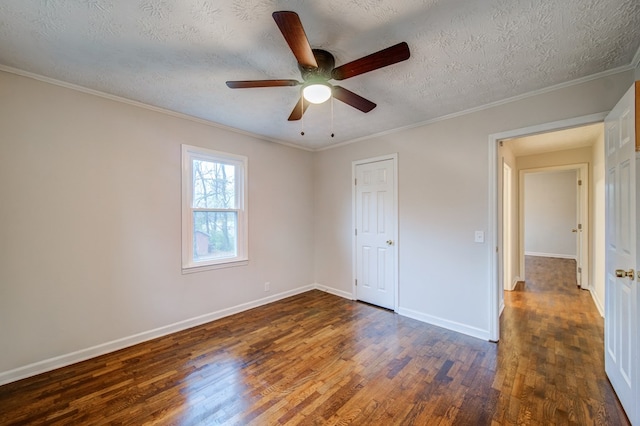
[226,11,411,121]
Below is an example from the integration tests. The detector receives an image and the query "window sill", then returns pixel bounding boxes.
[182,258,248,274]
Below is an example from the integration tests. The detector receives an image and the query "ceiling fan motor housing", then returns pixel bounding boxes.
[299,49,335,82]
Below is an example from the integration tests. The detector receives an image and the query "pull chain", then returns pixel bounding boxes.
[330,94,335,138]
[299,92,335,137]
[300,95,305,136]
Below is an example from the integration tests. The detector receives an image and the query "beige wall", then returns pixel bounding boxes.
[516,146,593,170]
[314,71,634,338]
[1,67,635,382]
[0,71,315,379]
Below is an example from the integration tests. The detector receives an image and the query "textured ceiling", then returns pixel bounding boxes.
[0,1,639,150]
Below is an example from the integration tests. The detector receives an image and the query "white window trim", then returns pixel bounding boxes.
[181,144,248,273]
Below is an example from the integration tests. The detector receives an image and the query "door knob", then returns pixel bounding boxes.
[386,240,394,246]
[615,269,634,278]
[571,229,578,233]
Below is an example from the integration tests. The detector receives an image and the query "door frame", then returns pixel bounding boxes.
[352,153,399,311]
[488,112,607,341]
[518,164,589,287]
[502,160,513,298]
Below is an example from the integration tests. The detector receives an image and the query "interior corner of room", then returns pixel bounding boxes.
[2,66,636,383]
[1,3,639,423]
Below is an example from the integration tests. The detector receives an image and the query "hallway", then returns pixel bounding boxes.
[498,255,629,424]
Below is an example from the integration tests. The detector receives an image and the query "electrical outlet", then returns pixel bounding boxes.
[264,282,270,292]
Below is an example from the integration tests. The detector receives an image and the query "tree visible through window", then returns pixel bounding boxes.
[182,145,247,270]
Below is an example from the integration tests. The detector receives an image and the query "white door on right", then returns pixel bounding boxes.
[604,81,638,425]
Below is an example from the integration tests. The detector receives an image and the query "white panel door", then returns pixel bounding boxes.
[355,159,396,309]
[604,82,638,425]
[576,169,583,287]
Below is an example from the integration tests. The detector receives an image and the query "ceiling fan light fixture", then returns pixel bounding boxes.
[303,83,332,104]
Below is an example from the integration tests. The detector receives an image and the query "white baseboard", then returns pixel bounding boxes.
[505,276,521,291]
[0,284,315,386]
[314,283,353,300]
[590,289,605,317]
[1,283,492,386]
[512,276,521,289]
[397,307,490,341]
[525,251,577,260]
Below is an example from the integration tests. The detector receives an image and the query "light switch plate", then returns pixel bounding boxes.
[474,231,485,243]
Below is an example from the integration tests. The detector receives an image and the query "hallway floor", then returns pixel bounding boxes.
[498,255,630,424]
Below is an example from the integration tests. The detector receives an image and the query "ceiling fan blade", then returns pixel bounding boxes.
[288,96,310,121]
[272,11,318,69]
[332,86,376,113]
[332,42,410,81]
[226,79,300,89]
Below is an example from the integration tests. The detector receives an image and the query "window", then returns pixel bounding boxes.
[182,145,247,271]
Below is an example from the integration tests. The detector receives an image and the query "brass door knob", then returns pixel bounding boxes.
[571,229,578,233]
[615,269,634,278]
[386,240,394,246]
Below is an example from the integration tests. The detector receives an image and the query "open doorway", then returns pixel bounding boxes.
[520,165,588,287]
[488,115,606,341]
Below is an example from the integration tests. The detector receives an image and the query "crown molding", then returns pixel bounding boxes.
[317,64,634,151]
[1,62,633,154]
[0,65,315,152]
[631,42,640,71]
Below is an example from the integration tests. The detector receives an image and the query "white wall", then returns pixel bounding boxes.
[314,70,634,340]
[0,71,315,380]
[592,129,606,315]
[524,170,577,258]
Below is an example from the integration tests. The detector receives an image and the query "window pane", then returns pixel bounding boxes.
[192,211,237,261]
[192,159,237,209]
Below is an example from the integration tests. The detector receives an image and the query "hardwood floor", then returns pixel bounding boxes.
[0,256,630,425]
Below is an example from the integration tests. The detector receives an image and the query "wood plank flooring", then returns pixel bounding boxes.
[0,256,630,425]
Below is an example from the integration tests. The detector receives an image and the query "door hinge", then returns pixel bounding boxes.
[578,267,582,273]
[578,224,582,230]
[355,279,358,286]
[354,178,357,186]
[578,179,582,186]
[355,229,357,236]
